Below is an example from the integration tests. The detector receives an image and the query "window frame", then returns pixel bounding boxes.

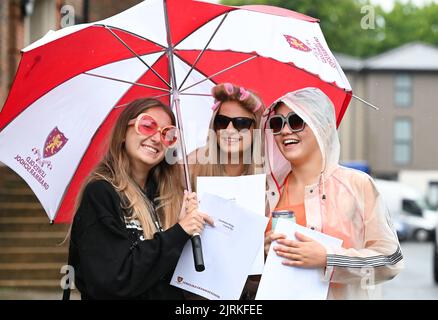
[394,73,413,108]
[393,117,413,166]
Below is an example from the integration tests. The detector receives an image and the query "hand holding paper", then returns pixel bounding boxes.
[256,219,342,300]
[274,231,329,268]
[171,193,268,300]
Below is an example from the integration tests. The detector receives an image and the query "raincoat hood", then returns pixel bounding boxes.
[263,87,340,191]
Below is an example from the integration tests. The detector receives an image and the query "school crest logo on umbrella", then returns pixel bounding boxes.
[30,127,68,171]
[284,35,311,52]
[43,127,69,158]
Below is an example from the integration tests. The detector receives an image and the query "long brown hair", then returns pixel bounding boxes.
[189,83,265,190]
[74,98,183,239]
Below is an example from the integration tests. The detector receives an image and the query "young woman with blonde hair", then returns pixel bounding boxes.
[68,98,212,300]
[188,82,265,299]
[189,82,264,181]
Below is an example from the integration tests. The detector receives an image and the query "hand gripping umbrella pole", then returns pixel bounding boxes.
[171,91,205,272]
[164,0,205,272]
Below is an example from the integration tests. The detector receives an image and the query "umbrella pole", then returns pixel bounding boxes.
[172,92,193,194]
[163,0,192,193]
[164,0,205,272]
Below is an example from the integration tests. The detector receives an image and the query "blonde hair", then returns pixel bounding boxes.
[189,83,265,190]
[73,98,183,240]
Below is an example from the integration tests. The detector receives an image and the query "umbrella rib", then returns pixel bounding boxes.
[102,25,171,89]
[151,92,173,100]
[177,13,229,91]
[95,24,167,50]
[180,93,212,97]
[114,102,131,109]
[352,94,380,110]
[180,55,258,93]
[114,93,172,109]
[83,72,170,92]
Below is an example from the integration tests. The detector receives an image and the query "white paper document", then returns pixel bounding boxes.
[256,219,343,300]
[196,174,266,275]
[170,193,269,300]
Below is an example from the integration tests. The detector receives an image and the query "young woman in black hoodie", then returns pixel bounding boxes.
[67,98,213,300]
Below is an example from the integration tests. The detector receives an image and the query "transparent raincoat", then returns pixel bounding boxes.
[263,87,403,299]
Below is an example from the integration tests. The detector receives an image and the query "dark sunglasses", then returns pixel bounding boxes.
[214,114,255,131]
[268,112,306,135]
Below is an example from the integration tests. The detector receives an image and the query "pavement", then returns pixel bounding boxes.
[383,241,438,300]
[0,241,437,300]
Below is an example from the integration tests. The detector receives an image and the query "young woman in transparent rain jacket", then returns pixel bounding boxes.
[263,87,403,299]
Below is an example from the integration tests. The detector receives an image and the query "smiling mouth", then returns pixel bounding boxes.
[141,144,159,154]
[283,139,300,146]
[222,137,241,144]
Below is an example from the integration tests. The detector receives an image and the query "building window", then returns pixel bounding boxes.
[394,118,412,165]
[394,74,412,108]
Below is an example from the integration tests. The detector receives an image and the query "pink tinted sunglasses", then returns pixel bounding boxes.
[128,113,178,147]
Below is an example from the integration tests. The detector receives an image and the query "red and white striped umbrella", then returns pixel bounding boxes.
[0,0,351,223]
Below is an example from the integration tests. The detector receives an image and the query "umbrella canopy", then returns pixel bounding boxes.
[0,0,351,223]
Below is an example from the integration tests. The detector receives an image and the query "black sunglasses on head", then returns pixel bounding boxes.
[268,112,306,135]
[214,114,255,131]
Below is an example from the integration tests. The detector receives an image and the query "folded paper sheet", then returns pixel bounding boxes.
[196,174,267,275]
[171,193,268,300]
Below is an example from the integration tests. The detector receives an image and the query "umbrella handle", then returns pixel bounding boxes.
[192,233,205,272]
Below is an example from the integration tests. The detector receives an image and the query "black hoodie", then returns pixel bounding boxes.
[68,179,190,300]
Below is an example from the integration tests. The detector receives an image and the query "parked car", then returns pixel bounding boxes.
[393,219,409,242]
[374,179,438,242]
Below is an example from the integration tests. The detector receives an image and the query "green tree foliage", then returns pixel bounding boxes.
[378,1,438,53]
[221,0,438,57]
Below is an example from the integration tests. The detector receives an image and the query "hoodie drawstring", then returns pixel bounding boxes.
[321,171,326,200]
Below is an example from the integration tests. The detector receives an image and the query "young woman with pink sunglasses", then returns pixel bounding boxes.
[67,98,213,300]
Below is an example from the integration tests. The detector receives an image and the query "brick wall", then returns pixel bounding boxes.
[88,0,142,21]
[0,1,9,109]
[0,1,24,111]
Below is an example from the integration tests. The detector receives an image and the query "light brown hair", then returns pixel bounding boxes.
[73,98,183,239]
